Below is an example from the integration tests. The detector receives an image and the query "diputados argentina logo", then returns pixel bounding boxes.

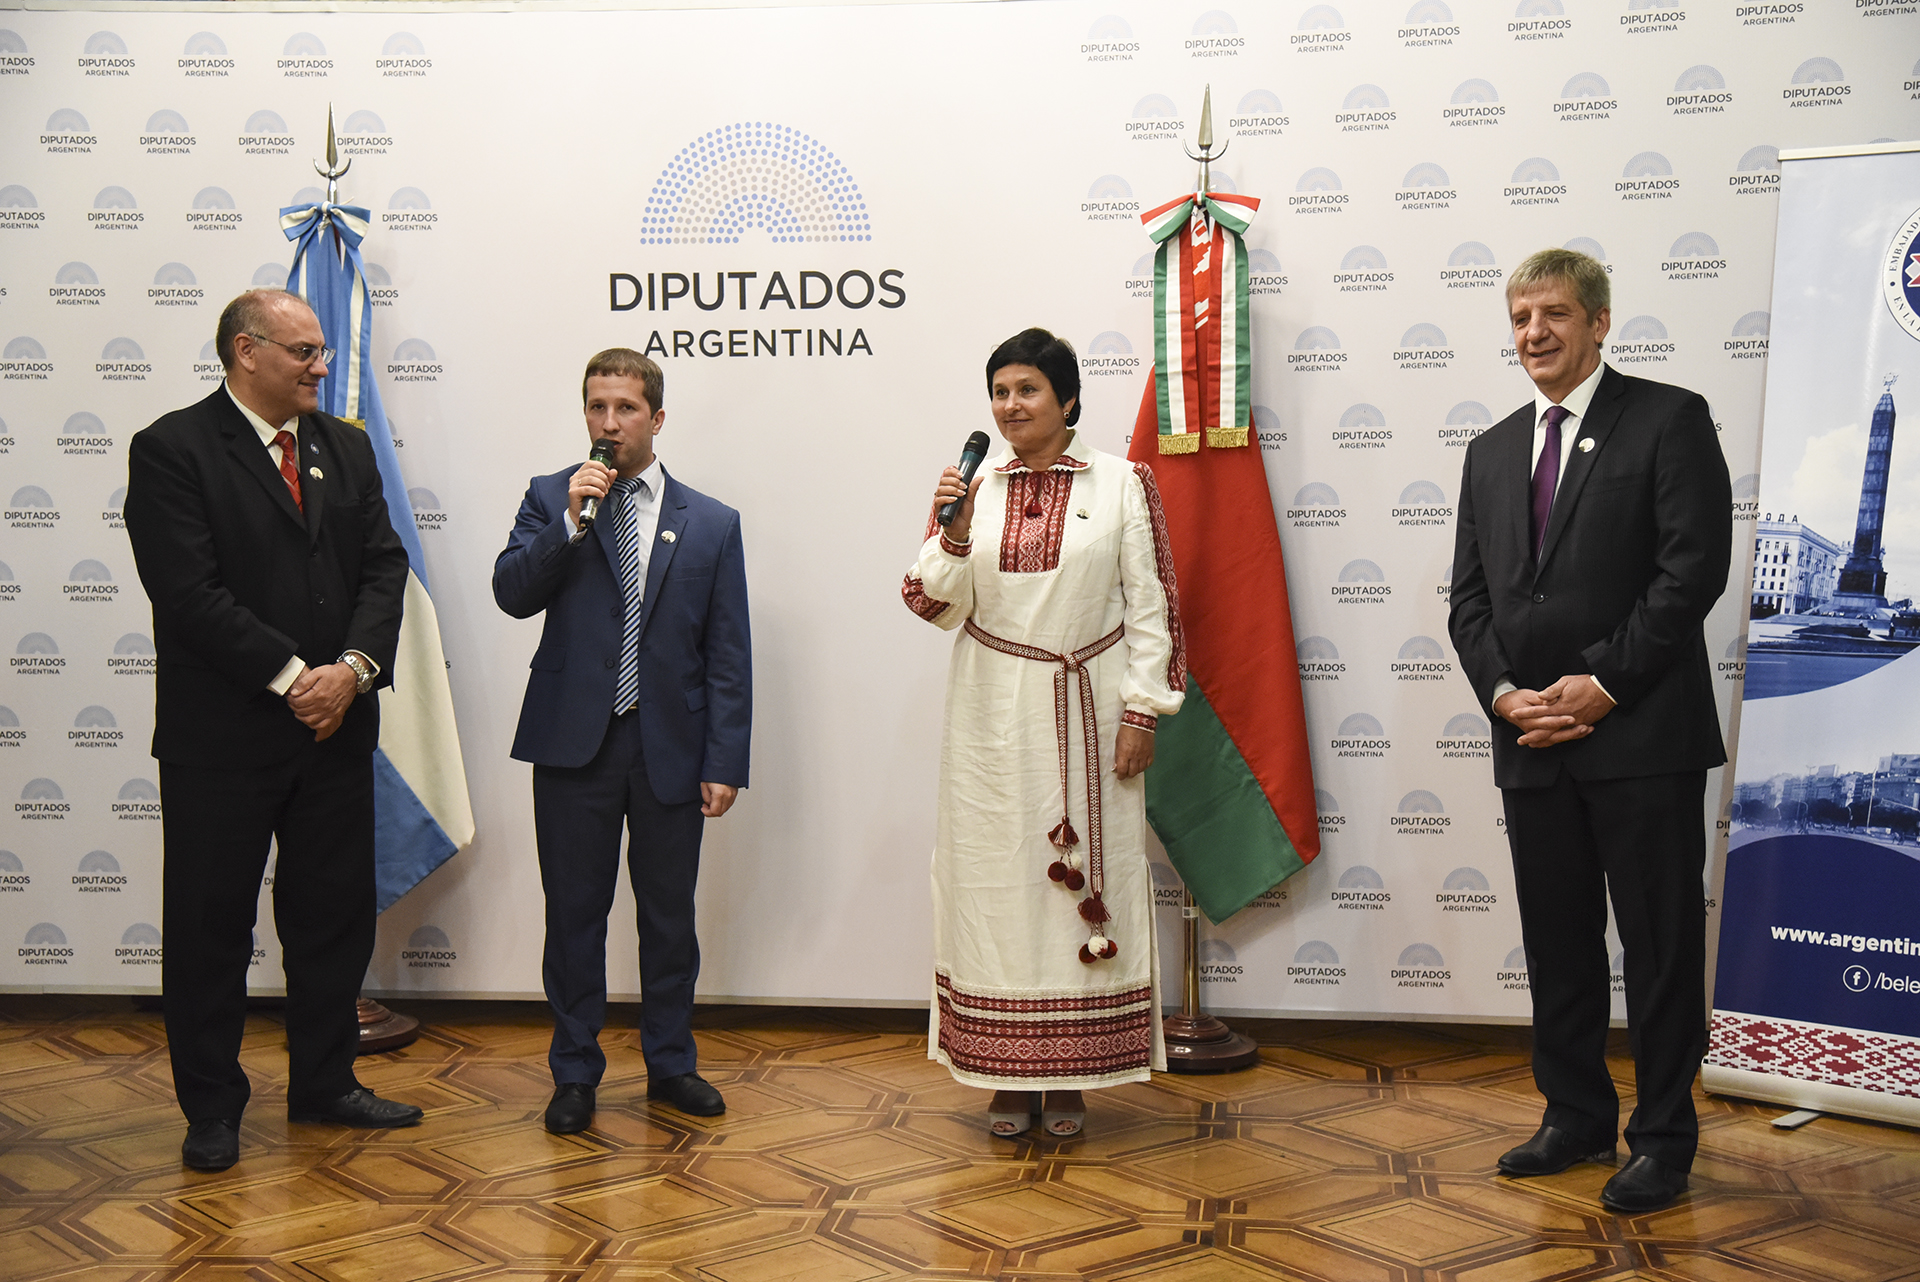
[612,123,901,361]
[403,925,456,968]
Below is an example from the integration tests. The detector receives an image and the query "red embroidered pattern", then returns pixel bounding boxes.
[1122,710,1158,732]
[939,532,971,558]
[1133,462,1188,693]
[1000,470,1075,574]
[935,971,1153,1080]
[1707,1011,1920,1099]
[903,508,959,623]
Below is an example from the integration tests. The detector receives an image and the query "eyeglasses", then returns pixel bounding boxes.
[248,334,334,366]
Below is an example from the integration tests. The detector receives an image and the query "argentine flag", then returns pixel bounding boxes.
[282,199,475,910]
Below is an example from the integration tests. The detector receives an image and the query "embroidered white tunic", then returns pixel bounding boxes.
[903,434,1186,1090]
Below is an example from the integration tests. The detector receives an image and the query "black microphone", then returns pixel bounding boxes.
[937,431,993,527]
[576,438,619,532]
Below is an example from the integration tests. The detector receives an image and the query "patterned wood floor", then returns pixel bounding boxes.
[2,998,1918,1281]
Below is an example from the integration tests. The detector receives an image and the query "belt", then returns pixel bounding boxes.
[963,618,1125,964]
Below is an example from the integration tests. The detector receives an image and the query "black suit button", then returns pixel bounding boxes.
[1533,593,1547,603]
[604,657,616,668]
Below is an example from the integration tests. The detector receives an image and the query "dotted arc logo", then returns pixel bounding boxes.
[644,122,870,247]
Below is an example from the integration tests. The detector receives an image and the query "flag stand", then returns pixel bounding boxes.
[1164,888,1258,1073]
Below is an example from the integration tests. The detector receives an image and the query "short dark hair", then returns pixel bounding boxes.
[985,328,1081,427]
[1507,248,1611,321]
[582,348,663,413]
[215,288,302,369]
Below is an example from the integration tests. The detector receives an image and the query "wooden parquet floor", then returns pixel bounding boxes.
[2,999,1918,1281]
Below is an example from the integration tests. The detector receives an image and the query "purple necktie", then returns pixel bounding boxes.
[1531,404,1569,560]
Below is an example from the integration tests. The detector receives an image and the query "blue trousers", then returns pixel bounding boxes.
[533,710,705,1085]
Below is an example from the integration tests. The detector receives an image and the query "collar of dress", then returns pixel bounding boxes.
[995,452,1090,475]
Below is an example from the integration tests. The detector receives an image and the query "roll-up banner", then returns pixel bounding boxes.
[1705,141,1920,1128]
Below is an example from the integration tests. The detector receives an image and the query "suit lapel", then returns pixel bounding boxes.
[639,472,689,641]
[218,395,306,532]
[297,416,328,545]
[595,484,627,581]
[1535,365,1626,576]
[1499,407,1534,571]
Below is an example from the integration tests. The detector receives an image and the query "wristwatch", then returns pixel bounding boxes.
[339,651,375,696]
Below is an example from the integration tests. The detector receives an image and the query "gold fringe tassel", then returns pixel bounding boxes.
[1204,426,1250,448]
[1158,433,1200,455]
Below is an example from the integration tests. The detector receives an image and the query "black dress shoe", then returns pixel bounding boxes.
[544,1082,595,1134]
[182,1118,240,1171]
[1600,1154,1689,1212]
[646,1072,725,1116]
[1497,1124,1617,1176]
[288,1087,423,1127]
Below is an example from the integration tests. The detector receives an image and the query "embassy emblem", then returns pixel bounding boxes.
[1883,206,1920,343]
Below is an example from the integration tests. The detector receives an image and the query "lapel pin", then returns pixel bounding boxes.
[660,530,676,543]
[1577,437,1595,453]
[309,466,324,479]
[309,442,319,454]
[1076,508,1089,519]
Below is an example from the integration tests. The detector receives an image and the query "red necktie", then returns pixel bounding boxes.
[273,429,304,513]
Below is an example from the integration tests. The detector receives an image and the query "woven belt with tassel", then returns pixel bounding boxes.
[962,618,1126,964]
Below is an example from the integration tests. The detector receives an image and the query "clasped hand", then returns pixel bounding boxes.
[1493,674,1615,749]
[286,663,357,741]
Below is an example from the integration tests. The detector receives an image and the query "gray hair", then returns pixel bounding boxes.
[215,288,305,369]
[1505,248,1610,321]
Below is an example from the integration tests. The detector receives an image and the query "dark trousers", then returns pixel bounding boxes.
[160,745,375,1122]
[1503,768,1708,1171]
[533,710,705,1086]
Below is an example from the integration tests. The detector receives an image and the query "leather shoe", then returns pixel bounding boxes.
[288,1087,423,1127]
[647,1072,725,1116]
[182,1118,239,1171]
[544,1082,595,1134]
[1600,1154,1689,1212]
[1497,1124,1616,1177]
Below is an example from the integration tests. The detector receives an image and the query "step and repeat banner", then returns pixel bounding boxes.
[2,1,1917,1015]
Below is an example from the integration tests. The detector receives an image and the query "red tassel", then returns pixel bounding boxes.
[1063,869,1085,892]
[1077,893,1110,925]
[1048,819,1080,851]
[1078,944,1096,964]
[1047,861,1068,883]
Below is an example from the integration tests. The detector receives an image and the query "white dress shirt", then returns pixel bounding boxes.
[224,382,378,696]
[1494,359,1614,706]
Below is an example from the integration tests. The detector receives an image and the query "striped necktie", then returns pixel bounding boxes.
[611,476,646,714]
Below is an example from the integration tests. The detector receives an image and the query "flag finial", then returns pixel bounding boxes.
[314,103,350,206]
[1183,85,1225,195]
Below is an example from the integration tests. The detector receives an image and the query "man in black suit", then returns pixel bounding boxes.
[126,289,421,1172]
[1449,249,1731,1213]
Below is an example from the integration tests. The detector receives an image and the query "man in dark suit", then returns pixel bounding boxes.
[1449,249,1731,1213]
[494,348,751,1133]
[125,289,422,1172]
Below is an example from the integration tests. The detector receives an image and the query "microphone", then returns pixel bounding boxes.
[576,438,619,532]
[937,431,993,527]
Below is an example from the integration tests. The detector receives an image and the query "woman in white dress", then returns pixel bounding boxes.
[902,328,1186,1138]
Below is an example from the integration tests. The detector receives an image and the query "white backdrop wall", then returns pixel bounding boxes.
[2,1,1917,1017]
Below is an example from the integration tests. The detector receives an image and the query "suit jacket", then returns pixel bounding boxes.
[1448,365,1731,789]
[125,386,409,768]
[493,465,751,803]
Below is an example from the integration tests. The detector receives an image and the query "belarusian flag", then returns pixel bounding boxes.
[1129,198,1317,923]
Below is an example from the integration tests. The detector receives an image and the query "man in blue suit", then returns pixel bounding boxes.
[494,348,751,1132]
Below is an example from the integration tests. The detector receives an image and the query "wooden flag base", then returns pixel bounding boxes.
[1164,888,1259,1074]
[356,997,420,1055]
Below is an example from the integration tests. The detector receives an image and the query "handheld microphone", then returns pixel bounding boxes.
[937,431,993,527]
[576,438,619,532]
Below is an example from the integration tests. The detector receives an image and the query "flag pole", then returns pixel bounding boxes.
[1158,88,1259,1074]
[299,104,421,1056]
